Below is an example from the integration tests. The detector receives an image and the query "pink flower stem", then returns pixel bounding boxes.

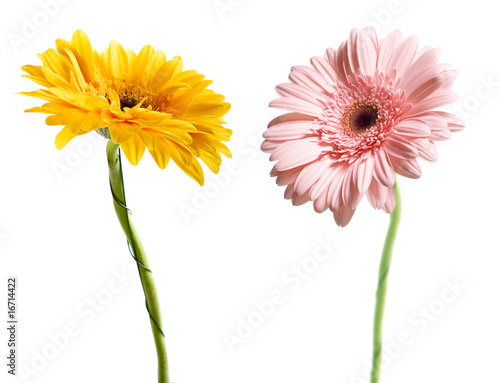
[370,180,402,383]
[107,140,169,383]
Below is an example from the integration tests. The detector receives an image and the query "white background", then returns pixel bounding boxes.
[1,0,499,382]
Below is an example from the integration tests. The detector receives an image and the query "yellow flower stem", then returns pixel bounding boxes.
[107,140,169,383]
[370,180,402,383]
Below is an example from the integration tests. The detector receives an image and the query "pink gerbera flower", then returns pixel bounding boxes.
[262,28,464,226]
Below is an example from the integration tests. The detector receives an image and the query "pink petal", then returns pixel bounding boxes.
[270,164,278,177]
[419,141,438,162]
[334,41,352,80]
[407,89,458,116]
[263,120,316,140]
[404,65,441,95]
[274,165,304,186]
[442,69,459,88]
[383,135,419,159]
[411,137,432,153]
[416,112,451,141]
[268,112,316,128]
[391,157,422,179]
[382,186,396,213]
[412,45,431,62]
[261,139,284,153]
[407,74,444,104]
[313,190,329,213]
[310,164,342,200]
[270,139,326,171]
[295,159,334,195]
[275,83,324,106]
[325,47,336,63]
[353,154,375,193]
[414,112,448,131]
[401,47,441,88]
[356,28,379,75]
[387,36,419,78]
[284,184,294,199]
[289,65,334,94]
[269,97,323,117]
[324,47,348,85]
[434,111,465,132]
[310,56,341,85]
[327,165,348,211]
[395,119,431,137]
[333,203,356,227]
[430,128,452,141]
[347,29,361,74]
[378,30,404,73]
[292,190,309,206]
[374,149,395,187]
[366,178,389,209]
[342,166,364,210]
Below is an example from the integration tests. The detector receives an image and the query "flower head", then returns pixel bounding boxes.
[262,28,464,226]
[21,30,231,185]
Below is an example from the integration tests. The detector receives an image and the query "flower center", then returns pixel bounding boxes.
[119,92,142,110]
[349,105,378,133]
[87,75,168,112]
[343,101,380,134]
[314,72,410,162]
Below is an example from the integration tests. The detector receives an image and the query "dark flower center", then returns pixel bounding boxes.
[349,105,379,133]
[120,94,140,110]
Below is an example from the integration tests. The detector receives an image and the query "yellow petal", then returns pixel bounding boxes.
[129,45,154,83]
[185,102,231,119]
[40,101,78,112]
[71,30,95,81]
[105,40,129,80]
[25,106,50,114]
[21,65,51,88]
[150,56,183,91]
[48,87,80,105]
[46,115,63,126]
[168,142,204,185]
[138,129,156,149]
[79,112,105,132]
[148,138,171,169]
[61,109,86,125]
[55,126,77,149]
[120,135,146,166]
[55,38,72,57]
[215,141,232,158]
[171,80,213,109]
[108,122,134,144]
[64,48,88,90]
[191,92,226,103]
[40,49,72,81]
[126,49,136,66]
[172,70,204,85]
[41,68,72,90]
[19,89,62,103]
[144,50,166,84]
[200,151,222,174]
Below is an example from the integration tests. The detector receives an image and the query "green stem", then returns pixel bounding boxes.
[370,180,402,383]
[106,140,169,383]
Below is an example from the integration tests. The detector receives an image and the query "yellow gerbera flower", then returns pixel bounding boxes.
[21,30,232,185]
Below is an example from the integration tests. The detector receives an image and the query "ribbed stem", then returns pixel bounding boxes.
[107,140,169,383]
[370,180,402,383]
